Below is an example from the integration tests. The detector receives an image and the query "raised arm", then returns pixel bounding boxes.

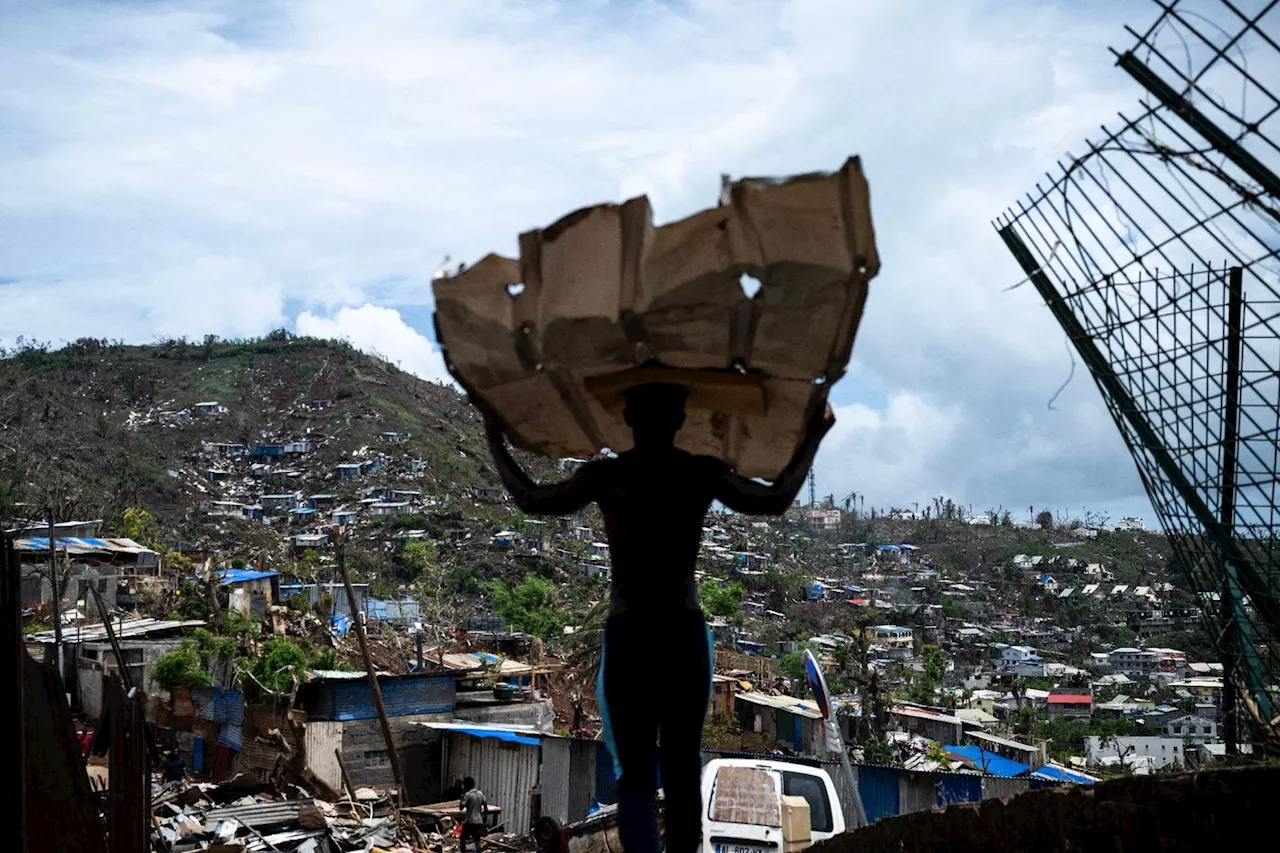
[478,404,597,516]
[715,403,835,515]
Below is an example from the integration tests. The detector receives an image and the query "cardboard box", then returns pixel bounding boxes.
[781,795,811,843]
[433,157,879,479]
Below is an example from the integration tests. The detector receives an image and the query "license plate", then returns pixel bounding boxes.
[716,846,767,853]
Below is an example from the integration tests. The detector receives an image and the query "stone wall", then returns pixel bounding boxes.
[812,766,1278,852]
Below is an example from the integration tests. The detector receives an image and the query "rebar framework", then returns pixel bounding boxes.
[995,0,1280,748]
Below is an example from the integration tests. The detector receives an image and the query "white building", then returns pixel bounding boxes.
[998,644,1045,676]
[369,501,410,518]
[1105,647,1186,677]
[1086,736,1188,772]
[806,509,842,530]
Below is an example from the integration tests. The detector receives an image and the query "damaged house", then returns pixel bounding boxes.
[296,671,457,802]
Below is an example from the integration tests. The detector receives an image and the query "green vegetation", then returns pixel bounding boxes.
[488,573,567,640]
[1031,715,1138,762]
[120,505,154,543]
[779,642,818,681]
[153,645,213,689]
[908,644,946,705]
[242,637,309,704]
[153,627,241,690]
[699,579,747,619]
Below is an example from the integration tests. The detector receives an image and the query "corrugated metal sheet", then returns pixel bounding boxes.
[855,765,899,823]
[304,721,344,793]
[238,706,303,776]
[205,798,316,830]
[192,686,213,720]
[308,675,455,721]
[595,738,618,806]
[218,722,243,751]
[567,738,599,823]
[446,731,540,836]
[981,776,1030,801]
[541,739,571,823]
[937,774,982,807]
[897,771,938,816]
[210,687,244,724]
[25,618,206,644]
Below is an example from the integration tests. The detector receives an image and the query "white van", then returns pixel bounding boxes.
[699,758,846,853]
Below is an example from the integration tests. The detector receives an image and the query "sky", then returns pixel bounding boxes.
[0,0,1181,524]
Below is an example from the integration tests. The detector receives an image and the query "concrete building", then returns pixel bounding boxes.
[1046,692,1093,718]
[1086,736,1189,772]
[1148,711,1219,744]
[867,625,914,658]
[370,501,410,518]
[24,617,205,718]
[215,568,280,618]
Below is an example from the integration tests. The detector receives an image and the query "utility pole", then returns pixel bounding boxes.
[333,526,407,805]
[808,468,816,508]
[48,515,65,686]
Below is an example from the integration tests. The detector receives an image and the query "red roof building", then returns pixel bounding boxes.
[1046,692,1093,717]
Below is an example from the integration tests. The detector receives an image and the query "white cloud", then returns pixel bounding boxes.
[0,0,1173,518]
[295,304,452,386]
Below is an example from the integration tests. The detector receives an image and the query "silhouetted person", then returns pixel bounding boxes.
[459,775,488,853]
[481,382,834,853]
[162,750,184,785]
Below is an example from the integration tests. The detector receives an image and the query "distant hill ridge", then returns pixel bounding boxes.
[0,332,518,535]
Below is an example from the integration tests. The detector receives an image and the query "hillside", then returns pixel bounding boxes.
[0,332,536,534]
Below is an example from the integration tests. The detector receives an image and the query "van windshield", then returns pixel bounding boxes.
[709,767,781,827]
[781,771,833,833]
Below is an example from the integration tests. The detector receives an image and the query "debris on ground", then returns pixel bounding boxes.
[148,773,534,853]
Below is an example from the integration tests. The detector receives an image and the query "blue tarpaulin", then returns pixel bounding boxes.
[215,568,280,584]
[944,745,1031,778]
[1029,764,1097,784]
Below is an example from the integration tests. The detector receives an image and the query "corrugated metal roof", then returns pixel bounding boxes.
[1029,764,1098,784]
[25,618,205,644]
[303,674,455,721]
[435,724,538,745]
[890,706,964,726]
[15,537,107,554]
[433,651,533,675]
[13,536,154,555]
[967,731,1041,753]
[735,691,822,720]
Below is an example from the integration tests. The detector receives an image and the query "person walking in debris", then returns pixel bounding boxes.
[479,383,834,853]
[162,750,185,786]
[459,776,488,853]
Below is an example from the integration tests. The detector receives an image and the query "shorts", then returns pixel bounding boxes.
[461,823,486,841]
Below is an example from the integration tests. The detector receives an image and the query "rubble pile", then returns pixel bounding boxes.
[151,775,407,852]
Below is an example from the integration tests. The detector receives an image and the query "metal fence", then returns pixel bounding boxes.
[995,0,1280,750]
